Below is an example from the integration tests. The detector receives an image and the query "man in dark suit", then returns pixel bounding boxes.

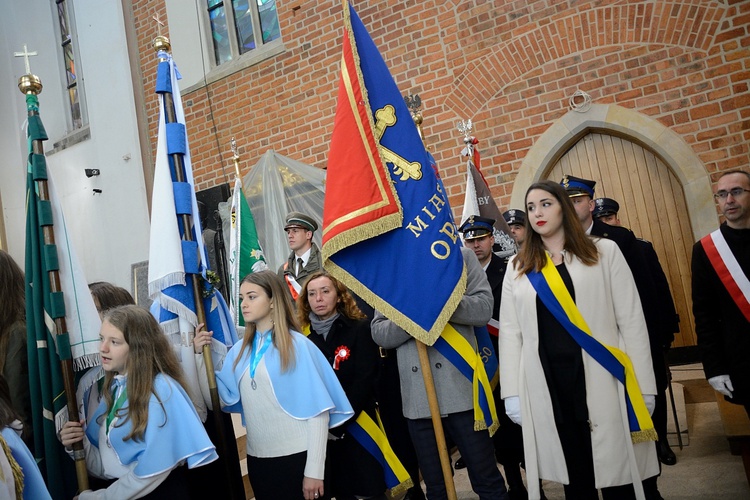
[503,209,527,250]
[457,215,530,500]
[593,197,680,466]
[561,176,668,500]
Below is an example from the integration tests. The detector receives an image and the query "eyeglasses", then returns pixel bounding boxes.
[714,188,750,200]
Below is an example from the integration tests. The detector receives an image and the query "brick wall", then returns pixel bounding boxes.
[131,0,750,217]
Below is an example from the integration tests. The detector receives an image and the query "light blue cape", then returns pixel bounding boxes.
[86,374,218,478]
[217,330,354,427]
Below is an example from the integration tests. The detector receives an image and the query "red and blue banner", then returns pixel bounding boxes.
[323,2,465,345]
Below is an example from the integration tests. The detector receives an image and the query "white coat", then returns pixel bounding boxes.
[499,238,659,500]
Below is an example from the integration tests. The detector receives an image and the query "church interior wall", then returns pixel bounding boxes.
[2,0,150,290]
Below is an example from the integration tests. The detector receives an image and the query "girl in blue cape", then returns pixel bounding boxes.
[60,305,218,499]
[0,374,51,500]
[194,270,353,500]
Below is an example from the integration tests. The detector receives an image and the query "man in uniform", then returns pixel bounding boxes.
[562,176,665,499]
[277,211,321,299]
[502,209,527,249]
[692,170,750,418]
[593,197,680,466]
[458,216,530,500]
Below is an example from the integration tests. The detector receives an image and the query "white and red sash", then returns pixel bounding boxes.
[487,318,499,337]
[282,262,302,300]
[700,229,750,322]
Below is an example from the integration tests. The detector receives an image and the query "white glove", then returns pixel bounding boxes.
[643,395,656,416]
[504,396,522,426]
[708,375,734,398]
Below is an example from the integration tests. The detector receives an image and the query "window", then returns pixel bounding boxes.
[55,0,84,129]
[207,0,281,66]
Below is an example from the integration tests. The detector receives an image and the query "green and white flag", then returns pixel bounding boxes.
[229,178,267,332]
[24,92,100,499]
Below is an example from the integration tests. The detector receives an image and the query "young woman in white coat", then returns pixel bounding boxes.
[499,181,659,500]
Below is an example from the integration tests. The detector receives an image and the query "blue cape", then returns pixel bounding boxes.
[217,330,353,427]
[1,427,51,500]
[85,374,218,478]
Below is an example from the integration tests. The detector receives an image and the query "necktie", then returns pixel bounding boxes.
[297,258,304,275]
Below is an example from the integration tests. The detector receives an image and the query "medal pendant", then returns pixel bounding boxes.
[251,379,257,390]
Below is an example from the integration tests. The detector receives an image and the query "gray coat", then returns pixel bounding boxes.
[371,247,493,419]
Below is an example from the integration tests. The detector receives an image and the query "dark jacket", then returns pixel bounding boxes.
[306,314,384,496]
[692,224,750,405]
[485,253,508,356]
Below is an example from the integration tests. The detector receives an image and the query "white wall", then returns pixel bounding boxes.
[0,0,150,291]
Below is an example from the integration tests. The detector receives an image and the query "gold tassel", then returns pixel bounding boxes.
[630,427,658,444]
[388,478,414,498]
[0,434,24,499]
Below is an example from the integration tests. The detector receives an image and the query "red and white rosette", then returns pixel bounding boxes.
[333,345,351,370]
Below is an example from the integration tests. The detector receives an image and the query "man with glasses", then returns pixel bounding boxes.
[692,170,750,418]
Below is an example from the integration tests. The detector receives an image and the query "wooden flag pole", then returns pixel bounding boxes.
[153,36,240,499]
[407,92,458,500]
[19,71,89,492]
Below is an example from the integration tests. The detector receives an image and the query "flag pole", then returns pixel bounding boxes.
[18,67,89,493]
[152,35,238,497]
[406,93,458,500]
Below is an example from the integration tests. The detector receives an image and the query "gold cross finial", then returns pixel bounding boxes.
[153,14,165,36]
[14,44,38,75]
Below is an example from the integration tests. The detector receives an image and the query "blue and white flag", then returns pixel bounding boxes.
[147,51,238,417]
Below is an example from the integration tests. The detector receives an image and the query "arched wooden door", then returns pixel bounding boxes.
[546,132,696,347]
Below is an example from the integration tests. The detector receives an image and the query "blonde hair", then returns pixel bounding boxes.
[233,271,298,373]
[296,270,365,327]
[514,180,599,274]
[101,305,188,442]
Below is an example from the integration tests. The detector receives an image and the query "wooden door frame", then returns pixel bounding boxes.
[510,103,716,240]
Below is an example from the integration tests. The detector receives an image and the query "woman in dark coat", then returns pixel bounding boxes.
[298,271,386,500]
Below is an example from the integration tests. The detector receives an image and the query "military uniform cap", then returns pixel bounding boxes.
[592,197,620,219]
[284,212,318,232]
[560,174,596,198]
[458,215,495,241]
[502,209,526,226]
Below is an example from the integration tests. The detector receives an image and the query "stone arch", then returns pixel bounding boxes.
[442,2,726,118]
[509,103,715,239]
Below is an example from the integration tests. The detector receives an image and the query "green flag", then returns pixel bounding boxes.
[228,178,267,329]
[24,93,77,499]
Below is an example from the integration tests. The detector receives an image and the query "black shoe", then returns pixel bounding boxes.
[508,487,529,500]
[658,440,677,466]
[454,456,467,469]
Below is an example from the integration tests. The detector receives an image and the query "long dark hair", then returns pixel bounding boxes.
[102,305,188,442]
[89,282,135,314]
[514,180,598,274]
[233,271,298,373]
[0,251,25,374]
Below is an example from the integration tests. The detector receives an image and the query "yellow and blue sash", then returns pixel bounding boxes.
[346,411,414,496]
[301,325,413,495]
[432,324,499,435]
[527,256,657,443]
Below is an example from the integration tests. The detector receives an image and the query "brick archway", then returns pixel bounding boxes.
[509,103,715,240]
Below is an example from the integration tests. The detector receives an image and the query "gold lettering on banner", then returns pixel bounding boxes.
[406,217,429,237]
[427,194,446,213]
[421,207,436,220]
[374,105,423,181]
[431,241,450,259]
[438,222,458,244]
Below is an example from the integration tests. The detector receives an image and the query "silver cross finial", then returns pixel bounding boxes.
[456,119,473,143]
[14,44,38,75]
[153,14,165,36]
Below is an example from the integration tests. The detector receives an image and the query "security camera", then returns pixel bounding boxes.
[85,168,100,178]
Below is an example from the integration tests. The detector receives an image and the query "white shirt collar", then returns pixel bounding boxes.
[585,220,594,235]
